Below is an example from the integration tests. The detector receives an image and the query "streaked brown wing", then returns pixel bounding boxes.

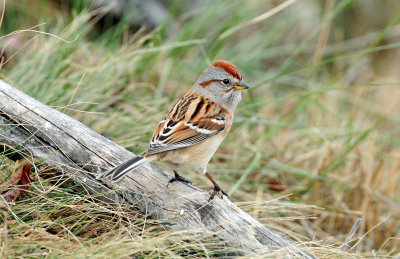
[146,91,227,155]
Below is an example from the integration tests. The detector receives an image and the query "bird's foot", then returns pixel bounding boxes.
[208,184,228,201]
[167,171,192,187]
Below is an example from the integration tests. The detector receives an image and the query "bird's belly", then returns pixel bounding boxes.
[157,134,225,174]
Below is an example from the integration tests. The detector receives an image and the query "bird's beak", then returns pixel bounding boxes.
[235,82,249,90]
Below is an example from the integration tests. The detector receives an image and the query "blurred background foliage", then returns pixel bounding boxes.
[1,0,400,257]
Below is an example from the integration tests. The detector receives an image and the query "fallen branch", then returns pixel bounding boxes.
[0,80,314,257]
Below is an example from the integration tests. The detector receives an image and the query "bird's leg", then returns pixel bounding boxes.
[206,172,228,201]
[167,170,192,187]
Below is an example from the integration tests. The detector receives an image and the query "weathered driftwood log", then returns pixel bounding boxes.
[0,80,314,258]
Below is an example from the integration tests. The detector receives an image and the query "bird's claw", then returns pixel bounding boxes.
[208,185,228,201]
[167,173,192,187]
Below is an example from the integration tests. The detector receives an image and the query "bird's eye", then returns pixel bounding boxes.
[222,79,230,85]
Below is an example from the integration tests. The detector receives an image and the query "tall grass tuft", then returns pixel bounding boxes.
[1,0,400,257]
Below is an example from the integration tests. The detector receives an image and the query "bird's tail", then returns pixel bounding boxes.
[98,155,149,181]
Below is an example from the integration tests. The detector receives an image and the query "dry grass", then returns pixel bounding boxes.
[0,0,400,257]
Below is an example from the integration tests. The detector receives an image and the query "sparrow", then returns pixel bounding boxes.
[98,60,249,200]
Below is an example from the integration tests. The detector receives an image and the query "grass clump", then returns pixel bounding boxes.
[1,0,400,257]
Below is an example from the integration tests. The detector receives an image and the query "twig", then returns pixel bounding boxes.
[340,218,361,251]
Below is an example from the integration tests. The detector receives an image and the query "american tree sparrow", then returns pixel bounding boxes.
[99,60,249,200]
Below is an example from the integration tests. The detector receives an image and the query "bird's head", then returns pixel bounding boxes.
[195,60,249,110]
